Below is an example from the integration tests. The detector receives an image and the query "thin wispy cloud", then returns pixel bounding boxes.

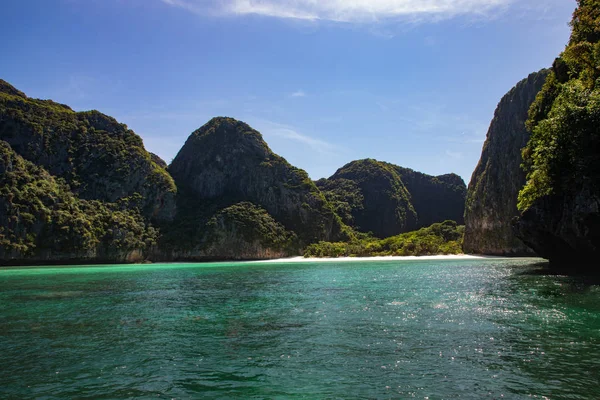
[445,150,464,160]
[161,0,516,23]
[252,119,340,155]
[290,90,306,98]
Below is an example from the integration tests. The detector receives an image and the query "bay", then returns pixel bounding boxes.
[1,258,599,399]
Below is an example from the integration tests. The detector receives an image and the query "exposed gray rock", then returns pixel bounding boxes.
[168,117,347,247]
[514,189,600,270]
[0,80,177,223]
[317,159,466,239]
[464,70,549,255]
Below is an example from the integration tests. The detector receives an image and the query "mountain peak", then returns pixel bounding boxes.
[0,79,27,98]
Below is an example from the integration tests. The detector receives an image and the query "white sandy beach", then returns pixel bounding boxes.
[250,254,537,264]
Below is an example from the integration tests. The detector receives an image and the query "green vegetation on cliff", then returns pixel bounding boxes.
[167,117,350,254]
[463,70,548,256]
[201,202,298,259]
[0,80,176,222]
[317,159,417,237]
[519,1,600,210]
[304,220,464,258]
[0,80,175,263]
[513,1,600,266]
[0,141,158,263]
[0,80,467,264]
[317,159,466,238]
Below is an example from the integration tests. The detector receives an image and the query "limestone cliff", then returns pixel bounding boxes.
[0,80,176,222]
[513,0,600,271]
[317,159,466,238]
[163,202,297,261]
[0,140,156,265]
[166,117,347,254]
[394,167,466,228]
[463,70,549,255]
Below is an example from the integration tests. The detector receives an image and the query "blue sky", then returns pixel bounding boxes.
[1,0,575,183]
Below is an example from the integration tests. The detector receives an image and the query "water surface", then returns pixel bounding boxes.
[1,258,599,399]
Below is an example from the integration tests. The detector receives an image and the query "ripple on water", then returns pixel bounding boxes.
[0,258,599,399]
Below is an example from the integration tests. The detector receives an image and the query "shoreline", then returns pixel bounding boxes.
[250,254,544,264]
[0,254,547,270]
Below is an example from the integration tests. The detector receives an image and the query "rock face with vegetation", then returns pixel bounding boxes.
[304,220,464,258]
[395,167,466,228]
[514,0,600,269]
[0,80,177,222]
[0,80,177,264]
[0,80,470,265]
[463,70,549,255]
[164,117,348,259]
[0,140,158,264]
[316,159,466,238]
[0,82,352,263]
[198,202,297,260]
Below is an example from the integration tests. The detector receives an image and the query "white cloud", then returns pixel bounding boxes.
[290,90,306,98]
[270,127,338,154]
[251,119,340,155]
[445,150,463,160]
[161,0,515,22]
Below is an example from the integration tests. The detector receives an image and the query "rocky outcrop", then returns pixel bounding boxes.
[167,117,348,251]
[512,2,600,272]
[317,159,466,238]
[318,159,417,238]
[0,140,156,265]
[394,167,466,228]
[0,82,352,264]
[463,70,549,255]
[514,191,600,269]
[163,202,296,261]
[0,80,176,222]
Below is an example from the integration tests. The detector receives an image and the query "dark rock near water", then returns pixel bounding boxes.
[463,70,549,255]
[173,202,296,261]
[512,2,600,271]
[317,159,466,238]
[0,140,156,265]
[513,191,600,270]
[395,167,466,229]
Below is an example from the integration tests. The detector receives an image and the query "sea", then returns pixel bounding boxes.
[1,258,599,399]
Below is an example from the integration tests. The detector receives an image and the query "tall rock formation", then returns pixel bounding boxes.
[463,70,549,255]
[0,81,350,263]
[166,117,347,255]
[514,0,600,271]
[0,80,176,264]
[0,80,176,222]
[0,140,158,265]
[395,167,466,228]
[317,159,466,238]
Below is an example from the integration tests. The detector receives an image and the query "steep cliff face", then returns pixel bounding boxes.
[394,167,466,228]
[515,191,600,267]
[319,159,417,238]
[166,202,297,261]
[463,70,549,255]
[0,141,156,265]
[0,84,351,263]
[167,117,347,250]
[513,1,600,270]
[317,159,466,238]
[0,80,176,222]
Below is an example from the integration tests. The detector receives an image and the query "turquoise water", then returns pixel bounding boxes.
[1,258,599,399]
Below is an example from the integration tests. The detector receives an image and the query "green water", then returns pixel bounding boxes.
[1,259,599,399]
